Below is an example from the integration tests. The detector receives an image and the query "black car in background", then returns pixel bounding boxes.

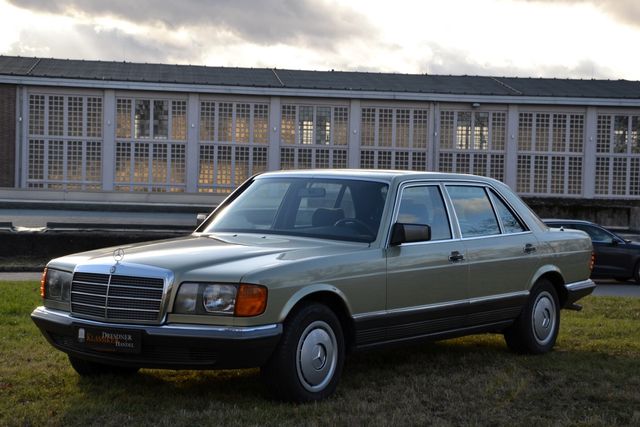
[544,219,640,284]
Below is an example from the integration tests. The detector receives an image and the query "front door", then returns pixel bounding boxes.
[385,184,468,340]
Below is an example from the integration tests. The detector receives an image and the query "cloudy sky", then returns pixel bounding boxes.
[0,0,639,80]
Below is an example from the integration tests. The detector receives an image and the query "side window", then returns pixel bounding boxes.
[447,185,500,238]
[489,190,526,234]
[397,186,451,241]
[573,224,611,243]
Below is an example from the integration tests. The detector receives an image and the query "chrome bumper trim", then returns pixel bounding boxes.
[564,279,596,292]
[31,306,282,340]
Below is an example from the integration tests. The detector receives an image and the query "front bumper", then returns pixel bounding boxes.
[563,279,596,307]
[31,306,282,370]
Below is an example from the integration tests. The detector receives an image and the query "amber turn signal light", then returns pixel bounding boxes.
[234,284,267,317]
[40,268,48,298]
[589,251,595,272]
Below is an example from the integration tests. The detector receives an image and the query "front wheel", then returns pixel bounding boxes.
[504,279,560,354]
[261,303,344,402]
[68,355,139,376]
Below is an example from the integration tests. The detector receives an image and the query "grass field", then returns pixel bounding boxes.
[1,281,639,426]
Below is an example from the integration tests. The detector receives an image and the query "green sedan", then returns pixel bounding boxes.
[32,170,595,402]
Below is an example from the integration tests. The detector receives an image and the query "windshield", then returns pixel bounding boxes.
[201,177,388,243]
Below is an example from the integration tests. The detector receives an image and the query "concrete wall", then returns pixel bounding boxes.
[525,197,640,230]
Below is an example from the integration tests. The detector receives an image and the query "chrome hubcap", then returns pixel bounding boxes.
[296,320,337,392]
[532,291,556,345]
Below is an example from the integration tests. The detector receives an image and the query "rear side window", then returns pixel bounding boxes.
[447,185,499,238]
[489,190,526,234]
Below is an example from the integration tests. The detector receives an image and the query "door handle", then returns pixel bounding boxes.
[449,251,464,262]
[524,243,537,254]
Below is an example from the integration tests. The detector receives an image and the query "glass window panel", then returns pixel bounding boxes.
[473,112,489,150]
[29,95,45,136]
[456,112,471,149]
[48,96,64,136]
[516,155,531,193]
[614,116,629,153]
[413,110,428,149]
[153,100,168,139]
[491,112,506,151]
[333,107,348,146]
[299,106,314,145]
[447,185,499,238]
[396,109,410,148]
[596,115,611,153]
[378,109,392,147]
[87,97,103,138]
[171,100,187,141]
[152,143,168,184]
[253,104,269,144]
[67,141,83,182]
[568,114,584,153]
[217,145,232,185]
[551,114,566,152]
[28,140,45,182]
[200,101,215,141]
[281,105,296,145]
[440,111,454,149]
[489,190,525,234]
[47,140,64,181]
[316,107,331,145]
[398,186,451,241]
[134,100,150,139]
[86,141,102,184]
[361,108,376,147]
[117,98,132,139]
[236,103,250,143]
[632,117,640,154]
[518,113,533,151]
[68,97,83,137]
[535,114,550,151]
[218,103,233,142]
[252,147,268,174]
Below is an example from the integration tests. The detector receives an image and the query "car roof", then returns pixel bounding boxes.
[257,169,503,185]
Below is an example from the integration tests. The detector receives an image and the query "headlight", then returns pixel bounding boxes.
[203,284,236,314]
[174,283,267,317]
[41,268,72,302]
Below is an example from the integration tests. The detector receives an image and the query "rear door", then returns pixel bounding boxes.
[445,184,537,324]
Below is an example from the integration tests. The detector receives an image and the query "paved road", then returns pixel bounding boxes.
[2,273,639,297]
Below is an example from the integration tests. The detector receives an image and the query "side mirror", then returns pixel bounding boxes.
[390,223,431,246]
[196,213,209,226]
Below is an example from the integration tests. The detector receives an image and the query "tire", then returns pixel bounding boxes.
[633,261,640,284]
[261,303,345,402]
[504,279,560,354]
[68,355,140,376]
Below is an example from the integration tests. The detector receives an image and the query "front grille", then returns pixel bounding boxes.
[71,272,164,322]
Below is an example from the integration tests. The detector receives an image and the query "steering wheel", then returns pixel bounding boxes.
[334,218,375,237]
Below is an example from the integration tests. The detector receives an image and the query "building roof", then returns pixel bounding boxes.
[0,55,639,100]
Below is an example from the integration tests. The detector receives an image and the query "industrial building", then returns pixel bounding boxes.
[1,56,639,226]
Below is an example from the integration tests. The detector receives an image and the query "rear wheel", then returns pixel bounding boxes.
[504,279,560,354]
[633,261,640,284]
[68,355,139,376]
[261,303,344,402]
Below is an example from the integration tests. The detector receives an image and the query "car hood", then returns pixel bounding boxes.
[46,232,368,283]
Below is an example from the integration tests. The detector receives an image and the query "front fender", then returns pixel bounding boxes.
[277,284,353,323]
